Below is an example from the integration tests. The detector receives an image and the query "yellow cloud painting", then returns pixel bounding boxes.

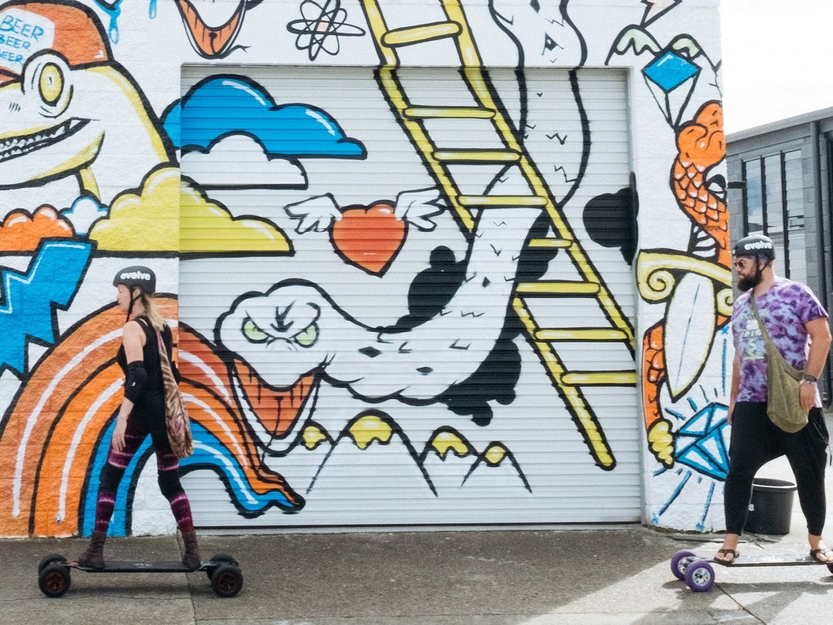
[89,167,290,254]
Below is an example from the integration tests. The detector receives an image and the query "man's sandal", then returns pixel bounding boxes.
[714,548,739,565]
[810,548,833,563]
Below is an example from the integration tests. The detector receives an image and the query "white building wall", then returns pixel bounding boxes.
[0,0,727,536]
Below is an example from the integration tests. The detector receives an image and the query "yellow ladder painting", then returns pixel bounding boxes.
[361,0,636,469]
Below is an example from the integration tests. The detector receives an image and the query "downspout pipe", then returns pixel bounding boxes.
[811,121,832,405]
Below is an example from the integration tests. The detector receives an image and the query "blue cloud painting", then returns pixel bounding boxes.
[164,75,366,159]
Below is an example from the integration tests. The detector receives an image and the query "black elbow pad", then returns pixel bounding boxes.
[124,362,148,402]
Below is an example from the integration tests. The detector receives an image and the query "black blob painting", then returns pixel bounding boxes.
[583,184,638,265]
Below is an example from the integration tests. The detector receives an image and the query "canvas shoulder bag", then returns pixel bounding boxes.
[748,295,808,433]
[156,328,194,458]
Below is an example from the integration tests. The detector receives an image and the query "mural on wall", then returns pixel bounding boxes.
[0,0,727,536]
[608,3,732,529]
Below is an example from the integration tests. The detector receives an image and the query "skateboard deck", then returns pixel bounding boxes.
[69,560,199,573]
[712,554,825,567]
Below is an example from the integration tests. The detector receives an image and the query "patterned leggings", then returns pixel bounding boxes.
[92,416,194,534]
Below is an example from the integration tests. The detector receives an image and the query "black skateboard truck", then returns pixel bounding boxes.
[38,552,243,598]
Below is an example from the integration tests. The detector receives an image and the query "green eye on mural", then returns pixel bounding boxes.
[294,324,318,348]
[39,63,64,106]
[242,317,269,343]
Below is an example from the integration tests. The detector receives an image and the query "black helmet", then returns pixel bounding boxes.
[113,266,156,295]
[733,234,775,261]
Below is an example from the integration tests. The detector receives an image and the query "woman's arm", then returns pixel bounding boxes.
[112,321,146,452]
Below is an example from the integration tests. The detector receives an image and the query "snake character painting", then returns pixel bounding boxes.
[207,198,548,509]
[217,207,542,404]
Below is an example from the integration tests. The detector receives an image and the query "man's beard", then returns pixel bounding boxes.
[737,265,763,292]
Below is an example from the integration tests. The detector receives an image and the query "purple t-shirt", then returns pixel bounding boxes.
[732,278,828,404]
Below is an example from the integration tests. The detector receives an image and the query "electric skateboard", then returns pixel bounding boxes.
[37,552,243,598]
[671,549,833,592]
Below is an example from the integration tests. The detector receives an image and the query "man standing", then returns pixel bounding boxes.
[715,234,832,564]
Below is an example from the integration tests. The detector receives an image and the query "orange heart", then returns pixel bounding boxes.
[331,203,406,275]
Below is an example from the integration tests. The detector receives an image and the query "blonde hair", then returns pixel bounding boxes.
[138,292,165,331]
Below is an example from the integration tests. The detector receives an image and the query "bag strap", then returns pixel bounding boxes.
[155,330,178,393]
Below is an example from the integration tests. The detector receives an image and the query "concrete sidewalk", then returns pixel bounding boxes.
[9,527,833,623]
[7,455,833,624]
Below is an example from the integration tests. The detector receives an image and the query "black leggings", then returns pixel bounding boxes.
[724,402,829,535]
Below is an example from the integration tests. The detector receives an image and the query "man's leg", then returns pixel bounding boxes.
[787,408,830,560]
[717,402,782,562]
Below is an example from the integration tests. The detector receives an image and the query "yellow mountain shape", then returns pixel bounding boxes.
[347,415,393,450]
[428,430,472,460]
[302,425,328,450]
[483,444,508,466]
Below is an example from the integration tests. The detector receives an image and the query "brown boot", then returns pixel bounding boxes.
[77,531,106,569]
[181,530,201,569]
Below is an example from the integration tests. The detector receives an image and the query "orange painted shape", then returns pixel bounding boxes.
[671,101,729,261]
[332,203,406,274]
[0,1,111,85]
[0,206,74,252]
[174,0,245,57]
[0,300,303,537]
[232,359,316,438]
[642,322,666,429]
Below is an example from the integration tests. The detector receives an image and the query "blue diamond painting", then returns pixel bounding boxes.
[643,50,700,93]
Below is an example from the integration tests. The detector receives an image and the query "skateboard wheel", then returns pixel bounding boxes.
[684,560,715,592]
[39,562,71,598]
[670,550,697,581]
[210,553,239,566]
[211,564,243,598]
[38,553,67,574]
[206,554,239,581]
[827,563,833,575]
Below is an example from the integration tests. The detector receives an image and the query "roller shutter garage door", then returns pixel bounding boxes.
[176,65,639,530]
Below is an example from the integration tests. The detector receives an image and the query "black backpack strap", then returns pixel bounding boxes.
[133,316,150,330]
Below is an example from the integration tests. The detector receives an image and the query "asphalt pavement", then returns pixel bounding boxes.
[7,454,833,625]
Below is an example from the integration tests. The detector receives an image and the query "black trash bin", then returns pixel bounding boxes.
[744,477,797,535]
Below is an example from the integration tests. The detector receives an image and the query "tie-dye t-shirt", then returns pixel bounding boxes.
[732,278,828,404]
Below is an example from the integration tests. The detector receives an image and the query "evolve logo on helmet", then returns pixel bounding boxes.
[119,270,151,281]
[113,265,156,294]
[732,234,775,261]
[119,271,150,280]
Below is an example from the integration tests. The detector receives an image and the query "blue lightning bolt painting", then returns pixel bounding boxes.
[0,240,93,376]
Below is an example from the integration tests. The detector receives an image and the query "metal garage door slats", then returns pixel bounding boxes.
[361,0,635,470]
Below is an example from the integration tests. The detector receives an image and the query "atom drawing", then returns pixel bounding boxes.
[287,0,366,61]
